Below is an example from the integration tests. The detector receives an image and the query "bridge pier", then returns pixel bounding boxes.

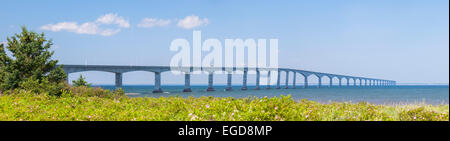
[207,72,215,91]
[284,71,289,89]
[226,73,232,91]
[115,72,122,90]
[183,73,192,92]
[255,70,261,90]
[292,72,296,89]
[353,78,356,86]
[266,71,271,89]
[338,78,342,87]
[303,74,308,88]
[317,76,322,88]
[152,72,162,93]
[242,70,248,90]
[276,71,281,89]
[329,76,332,88]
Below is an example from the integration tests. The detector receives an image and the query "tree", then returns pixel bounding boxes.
[72,74,91,87]
[0,26,66,93]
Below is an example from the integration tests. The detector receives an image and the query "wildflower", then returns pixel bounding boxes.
[205,104,210,109]
[275,107,278,110]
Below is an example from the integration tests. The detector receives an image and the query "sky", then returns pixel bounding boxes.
[1,0,448,85]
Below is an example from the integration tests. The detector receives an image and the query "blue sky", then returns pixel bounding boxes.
[1,0,448,85]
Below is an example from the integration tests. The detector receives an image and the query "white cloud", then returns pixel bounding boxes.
[177,15,209,29]
[40,13,129,36]
[96,13,130,28]
[138,18,171,28]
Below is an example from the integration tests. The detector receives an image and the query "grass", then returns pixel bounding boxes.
[0,89,448,121]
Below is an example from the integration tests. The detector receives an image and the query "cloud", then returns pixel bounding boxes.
[96,13,130,28]
[138,18,171,28]
[177,15,209,29]
[0,41,6,46]
[40,13,129,36]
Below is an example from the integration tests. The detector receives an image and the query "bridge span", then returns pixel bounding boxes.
[59,65,396,93]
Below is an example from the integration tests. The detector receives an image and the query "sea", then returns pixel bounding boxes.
[97,85,449,105]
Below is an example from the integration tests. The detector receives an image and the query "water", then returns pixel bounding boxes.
[97,85,449,105]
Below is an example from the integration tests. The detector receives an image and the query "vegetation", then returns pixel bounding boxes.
[72,75,91,87]
[0,91,447,121]
[0,27,66,95]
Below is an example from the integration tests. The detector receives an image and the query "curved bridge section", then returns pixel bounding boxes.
[59,65,396,93]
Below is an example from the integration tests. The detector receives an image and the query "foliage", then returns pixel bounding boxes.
[72,75,91,87]
[66,86,125,98]
[0,93,447,121]
[0,27,66,94]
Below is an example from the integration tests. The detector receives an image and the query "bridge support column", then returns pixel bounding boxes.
[365,79,367,87]
[255,70,260,90]
[266,71,271,89]
[347,78,350,87]
[329,77,332,88]
[318,76,322,88]
[359,79,362,87]
[242,70,248,90]
[226,73,232,91]
[284,71,289,89]
[207,72,215,91]
[183,73,192,92]
[115,72,122,90]
[276,71,281,89]
[353,79,356,86]
[338,78,342,87]
[292,72,296,89]
[303,74,308,88]
[152,72,162,93]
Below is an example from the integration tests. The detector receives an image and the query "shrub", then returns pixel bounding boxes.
[0,27,66,93]
[72,74,91,87]
[68,86,125,99]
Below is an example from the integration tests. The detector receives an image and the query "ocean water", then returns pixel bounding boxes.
[97,85,449,105]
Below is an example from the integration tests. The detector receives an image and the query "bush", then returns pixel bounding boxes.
[72,74,91,87]
[67,86,125,99]
[0,27,66,93]
[18,77,67,96]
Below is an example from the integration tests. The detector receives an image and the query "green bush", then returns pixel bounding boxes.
[18,77,67,96]
[67,86,125,99]
[72,75,91,87]
[0,27,66,94]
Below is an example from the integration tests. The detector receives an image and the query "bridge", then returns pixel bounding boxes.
[59,65,396,93]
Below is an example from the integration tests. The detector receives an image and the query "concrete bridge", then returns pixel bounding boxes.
[59,65,396,93]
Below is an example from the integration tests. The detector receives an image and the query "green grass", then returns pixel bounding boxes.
[0,90,448,121]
